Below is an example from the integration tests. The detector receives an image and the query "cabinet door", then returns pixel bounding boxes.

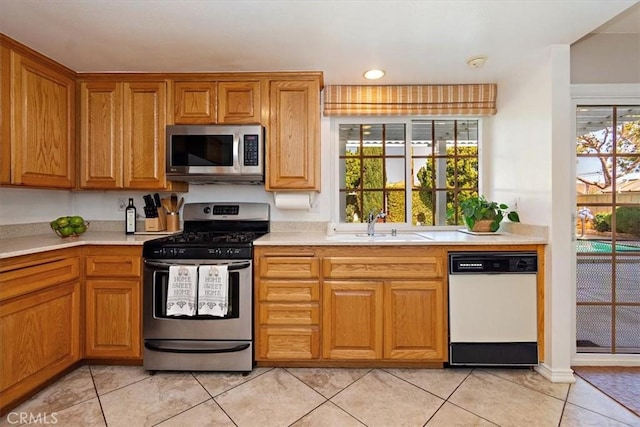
[384,281,446,360]
[322,280,383,359]
[79,81,123,188]
[85,279,141,359]
[0,281,81,410]
[218,81,261,124]
[11,52,75,188]
[267,79,320,190]
[123,81,167,189]
[174,81,217,124]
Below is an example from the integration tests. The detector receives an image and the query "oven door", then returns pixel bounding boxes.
[143,259,252,341]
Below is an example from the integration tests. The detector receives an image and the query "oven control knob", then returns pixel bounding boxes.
[226,248,235,256]
[209,248,222,256]
[516,259,529,271]
[203,206,211,214]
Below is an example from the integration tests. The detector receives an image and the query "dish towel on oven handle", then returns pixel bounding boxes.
[166,265,198,316]
[197,264,228,317]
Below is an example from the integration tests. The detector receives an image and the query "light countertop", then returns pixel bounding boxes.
[254,230,547,246]
[0,232,167,259]
[1,227,547,260]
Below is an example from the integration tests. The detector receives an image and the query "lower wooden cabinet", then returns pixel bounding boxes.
[255,246,448,365]
[0,249,81,412]
[255,250,321,361]
[322,280,383,360]
[84,246,142,359]
[384,281,446,360]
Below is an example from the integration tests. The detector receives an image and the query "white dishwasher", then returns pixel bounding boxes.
[448,252,538,366]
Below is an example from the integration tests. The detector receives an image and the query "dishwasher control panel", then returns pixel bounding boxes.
[449,252,537,274]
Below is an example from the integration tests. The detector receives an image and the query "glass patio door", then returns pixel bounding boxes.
[575,105,640,354]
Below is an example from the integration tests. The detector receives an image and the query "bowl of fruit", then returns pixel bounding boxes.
[50,216,89,238]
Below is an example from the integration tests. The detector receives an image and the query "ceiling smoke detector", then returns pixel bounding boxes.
[467,56,487,69]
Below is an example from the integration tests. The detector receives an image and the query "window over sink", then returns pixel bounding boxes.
[335,118,480,226]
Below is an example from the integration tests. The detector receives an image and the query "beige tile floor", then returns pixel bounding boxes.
[2,365,639,427]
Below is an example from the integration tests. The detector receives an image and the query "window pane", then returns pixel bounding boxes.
[457,119,478,141]
[340,191,361,223]
[615,306,640,353]
[339,124,361,156]
[342,158,361,190]
[576,305,612,352]
[576,156,612,197]
[386,158,404,186]
[615,156,640,185]
[385,123,405,155]
[615,255,640,303]
[412,189,433,226]
[616,106,640,154]
[362,191,383,218]
[576,106,614,154]
[363,158,383,189]
[386,190,405,223]
[576,255,612,302]
[412,158,432,188]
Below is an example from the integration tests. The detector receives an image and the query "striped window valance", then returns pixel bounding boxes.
[323,84,497,116]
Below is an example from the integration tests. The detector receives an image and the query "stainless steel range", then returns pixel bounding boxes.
[142,202,269,373]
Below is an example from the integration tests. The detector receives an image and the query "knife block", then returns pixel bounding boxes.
[145,208,167,232]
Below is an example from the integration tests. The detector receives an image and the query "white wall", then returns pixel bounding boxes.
[490,45,575,382]
[571,33,640,84]
[0,118,334,225]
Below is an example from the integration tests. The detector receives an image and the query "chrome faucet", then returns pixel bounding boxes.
[367,210,387,236]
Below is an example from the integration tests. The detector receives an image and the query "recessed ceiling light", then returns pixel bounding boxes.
[364,69,385,80]
[467,56,487,69]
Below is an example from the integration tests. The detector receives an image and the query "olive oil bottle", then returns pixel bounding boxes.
[125,198,136,234]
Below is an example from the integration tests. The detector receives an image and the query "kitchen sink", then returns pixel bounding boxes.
[326,232,432,242]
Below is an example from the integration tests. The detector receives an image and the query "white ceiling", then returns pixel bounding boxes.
[0,0,638,85]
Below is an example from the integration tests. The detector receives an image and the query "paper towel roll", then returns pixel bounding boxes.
[274,192,312,210]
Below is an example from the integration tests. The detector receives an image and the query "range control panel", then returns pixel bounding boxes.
[449,252,538,274]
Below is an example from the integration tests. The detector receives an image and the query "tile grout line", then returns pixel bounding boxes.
[88,365,109,427]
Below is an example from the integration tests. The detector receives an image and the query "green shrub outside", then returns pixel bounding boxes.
[615,206,640,236]
[593,212,611,232]
[591,207,640,236]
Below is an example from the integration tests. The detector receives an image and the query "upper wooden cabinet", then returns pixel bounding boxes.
[173,81,217,124]
[173,80,261,124]
[79,78,184,190]
[267,78,321,191]
[79,81,123,188]
[1,37,75,188]
[1,44,10,184]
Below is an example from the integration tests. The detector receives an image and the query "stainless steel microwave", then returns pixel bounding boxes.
[166,124,264,184]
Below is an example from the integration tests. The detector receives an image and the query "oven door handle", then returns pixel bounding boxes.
[144,341,250,354]
[144,260,251,271]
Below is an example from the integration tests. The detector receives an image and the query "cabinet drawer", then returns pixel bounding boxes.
[258,280,319,302]
[259,303,319,326]
[86,254,141,278]
[0,257,80,302]
[323,256,443,279]
[257,327,320,360]
[259,257,319,279]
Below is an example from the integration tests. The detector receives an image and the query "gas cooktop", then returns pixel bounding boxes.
[143,202,269,260]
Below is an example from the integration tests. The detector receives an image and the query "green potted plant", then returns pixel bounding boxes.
[459,195,520,232]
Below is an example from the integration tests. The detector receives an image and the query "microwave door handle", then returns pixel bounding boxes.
[233,132,241,172]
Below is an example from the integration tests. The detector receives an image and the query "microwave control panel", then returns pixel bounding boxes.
[243,135,260,166]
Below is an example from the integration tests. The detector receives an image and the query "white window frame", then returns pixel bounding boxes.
[329,116,484,233]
